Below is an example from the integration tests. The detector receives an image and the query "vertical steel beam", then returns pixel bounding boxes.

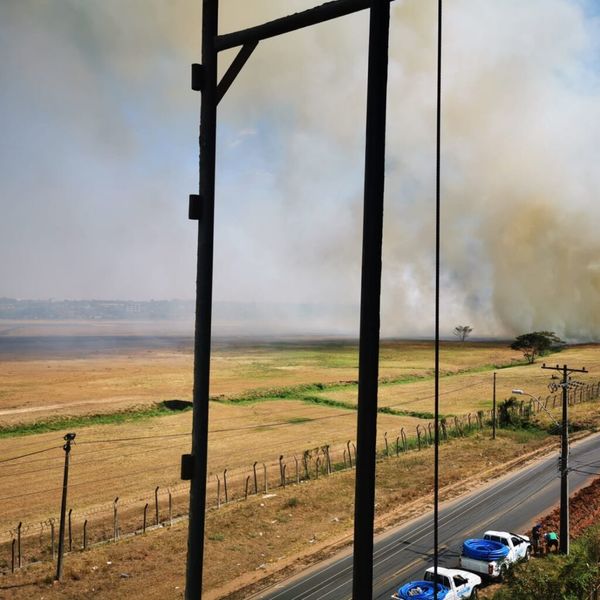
[352,1,390,598]
[433,2,442,596]
[186,0,218,598]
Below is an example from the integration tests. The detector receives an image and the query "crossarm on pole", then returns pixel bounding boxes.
[216,0,395,52]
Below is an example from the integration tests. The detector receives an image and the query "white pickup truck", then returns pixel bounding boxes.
[458,530,531,580]
[391,566,482,599]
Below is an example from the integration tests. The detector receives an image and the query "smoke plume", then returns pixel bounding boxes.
[0,0,598,339]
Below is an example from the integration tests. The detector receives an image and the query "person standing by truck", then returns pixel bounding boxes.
[544,530,559,553]
[531,524,542,556]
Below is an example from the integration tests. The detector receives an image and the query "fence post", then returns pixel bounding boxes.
[315,457,321,479]
[216,476,221,509]
[279,455,285,486]
[441,418,447,441]
[17,521,22,568]
[384,432,389,457]
[263,463,268,493]
[416,425,422,450]
[253,461,258,494]
[11,538,16,573]
[244,475,250,500]
[324,445,332,474]
[223,469,228,503]
[143,503,149,533]
[346,441,353,469]
[454,416,461,435]
[352,443,357,465]
[113,497,119,541]
[395,436,400,456]
[154,486,160,526]
[68,509,73,552]
[303,450,311,479]
[282,465,287,488]
[168,489,173,527]
[50,518,56,561]
[401,428,407,451]
[427,422,433,444]
[83,519,88,550]
[294,455,300,484]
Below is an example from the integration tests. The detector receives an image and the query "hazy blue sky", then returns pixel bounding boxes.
[1,1,599,338]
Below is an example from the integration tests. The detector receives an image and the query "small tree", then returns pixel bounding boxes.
[453,325,473,342]
[510,331,564,364]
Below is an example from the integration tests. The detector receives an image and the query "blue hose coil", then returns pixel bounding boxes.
[462,538,509,561]
[396,581,449,599]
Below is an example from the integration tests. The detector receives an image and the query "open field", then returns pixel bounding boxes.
[0,401,426,533]
[0,330,598,596]
[0,427,561,600]
[0,336,598,533]
[0,323,519,424]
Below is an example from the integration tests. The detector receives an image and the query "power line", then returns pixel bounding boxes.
[0,445,60,464]
[77,432,190,445]
[570,468,600,477]
[0,462,181,503]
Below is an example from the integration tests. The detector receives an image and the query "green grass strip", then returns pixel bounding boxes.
[0,401,192,439]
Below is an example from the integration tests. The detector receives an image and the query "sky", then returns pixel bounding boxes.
[0,0,599,339]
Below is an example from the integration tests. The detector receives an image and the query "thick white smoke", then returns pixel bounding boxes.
[1,0,598,339]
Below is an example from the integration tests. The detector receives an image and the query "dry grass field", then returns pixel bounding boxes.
[0,428,562,600]
[0,325,598,597]
[318,345,600,416]
[0,334,598,534]
[0,322,518,424]
[0,402,426,534]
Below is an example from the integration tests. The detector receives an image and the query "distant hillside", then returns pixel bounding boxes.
[0,299,359,334]
[0,298,194,320]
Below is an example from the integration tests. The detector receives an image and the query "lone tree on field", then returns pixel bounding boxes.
[453,325,473,342]
[510,331,565,364]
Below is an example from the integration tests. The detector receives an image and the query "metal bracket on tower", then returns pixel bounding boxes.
[181,454,195,480]
[191,64,204,92]
[188,194,202,221]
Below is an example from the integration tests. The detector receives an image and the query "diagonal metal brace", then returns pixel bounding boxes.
[216,41,259,105]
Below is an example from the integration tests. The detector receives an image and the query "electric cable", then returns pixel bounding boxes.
[433,0,443,596]
[570,468,600,477]
[0,445,61,464]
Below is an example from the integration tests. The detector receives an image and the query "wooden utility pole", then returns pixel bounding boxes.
[55,432,75,581]
[492,371,497,440]
[541,363,588,555]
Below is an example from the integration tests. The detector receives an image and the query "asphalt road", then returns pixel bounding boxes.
[254,432,600,600]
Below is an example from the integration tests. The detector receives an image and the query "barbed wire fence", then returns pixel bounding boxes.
[1,380,599,576]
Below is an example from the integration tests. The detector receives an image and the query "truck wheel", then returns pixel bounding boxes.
[470,587,479,599]
[499,565,508,582]
[525,547,532,561]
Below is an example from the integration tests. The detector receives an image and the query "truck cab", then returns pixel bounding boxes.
[391,566,482,599]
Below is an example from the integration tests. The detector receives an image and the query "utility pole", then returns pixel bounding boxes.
[492,371,497,440]
[55,432,76,581]
[541,363,587,555]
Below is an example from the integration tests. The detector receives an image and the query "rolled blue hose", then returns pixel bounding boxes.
[396,580,449,599]
[462,538,509,561]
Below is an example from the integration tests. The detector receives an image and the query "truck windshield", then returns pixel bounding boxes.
[424,572,450,588]
[485,534,509,546]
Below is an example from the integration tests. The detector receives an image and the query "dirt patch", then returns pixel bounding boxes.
[538,476,600,540]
